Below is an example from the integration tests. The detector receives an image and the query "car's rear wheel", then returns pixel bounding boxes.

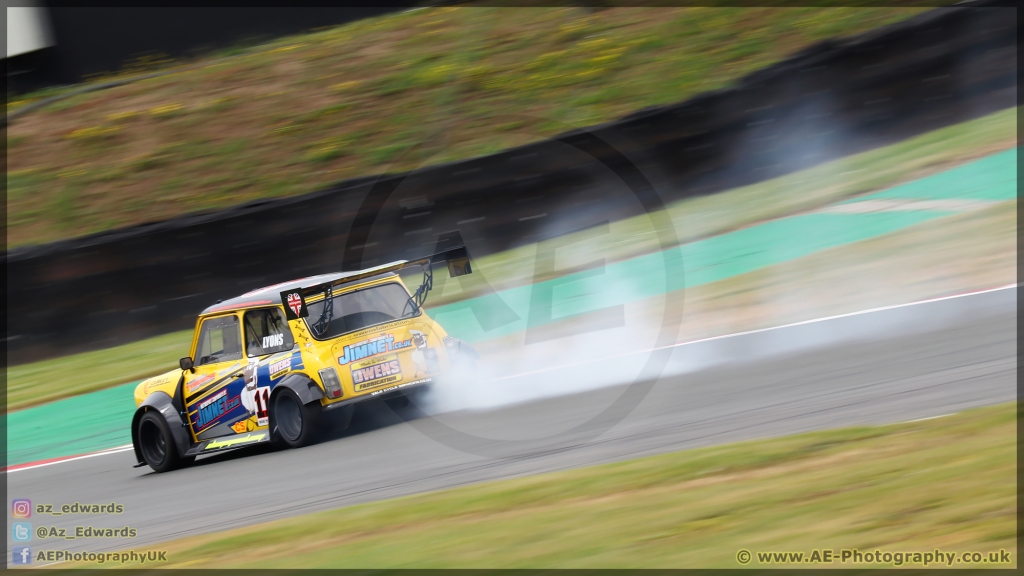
[271,388,322,448]
[138,412,189,473]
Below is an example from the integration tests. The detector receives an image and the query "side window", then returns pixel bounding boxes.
[195,315,242,366]
[243,308,295,357]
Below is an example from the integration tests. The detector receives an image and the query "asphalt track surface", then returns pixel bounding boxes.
[7,287,1015,565]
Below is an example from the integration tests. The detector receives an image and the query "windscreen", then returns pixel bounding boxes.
[304,282,414,339]
[195,315,242,366]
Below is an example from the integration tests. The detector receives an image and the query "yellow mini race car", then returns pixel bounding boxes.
[130,244,477,473]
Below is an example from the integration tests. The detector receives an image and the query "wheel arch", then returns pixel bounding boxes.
[131,391,191,464]
[271,372,325,406]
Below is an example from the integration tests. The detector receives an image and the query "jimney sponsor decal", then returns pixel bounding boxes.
[338,333,413,365]
[193,390,241,431]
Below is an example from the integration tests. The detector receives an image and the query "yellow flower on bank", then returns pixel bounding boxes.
[66,126,120,140]
[330,81,362,92]
[150,103,183,117]
[107,110,140,122]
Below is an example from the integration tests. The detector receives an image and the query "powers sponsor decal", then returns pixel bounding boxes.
[351,353,403,391]
[268,357,291,379]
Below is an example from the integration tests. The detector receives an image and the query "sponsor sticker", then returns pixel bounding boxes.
[368,377,432,396]
[347,319,412,340]
[204,432,267,451]
[144,376,172,392]
[231,420,249,434]
[338,334,412,365]
[185,363,241,395]
[198,390,226,409]
[280,290,308,320]
[254,387,270,427]
[268,357,291,379]
[193,390,241,431]
[351,353,403,391]
[185,373,215,395]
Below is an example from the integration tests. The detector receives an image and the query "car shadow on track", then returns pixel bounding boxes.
[184,397,422,469]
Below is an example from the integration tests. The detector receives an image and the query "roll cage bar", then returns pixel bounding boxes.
[300,245,472,337]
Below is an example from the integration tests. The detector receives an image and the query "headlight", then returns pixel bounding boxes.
[319,368,343,398]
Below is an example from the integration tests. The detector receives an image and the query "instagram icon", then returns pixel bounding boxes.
[12,499,32,518]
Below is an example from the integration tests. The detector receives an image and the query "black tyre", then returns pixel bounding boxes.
[271,387,322,448]
[137,412,187,473]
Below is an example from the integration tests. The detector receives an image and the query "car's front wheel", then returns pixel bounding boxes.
[137,412,191,473]
[271,388,322,448]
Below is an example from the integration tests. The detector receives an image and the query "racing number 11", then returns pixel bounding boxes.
[254,387,270,426]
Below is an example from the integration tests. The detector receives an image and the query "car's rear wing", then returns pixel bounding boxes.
[279,236,472,322]
[300,244,471,296]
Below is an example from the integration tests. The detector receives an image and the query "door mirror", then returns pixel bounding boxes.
[447,256,472,277]
[179,357,194,372]
[439,246,472,278]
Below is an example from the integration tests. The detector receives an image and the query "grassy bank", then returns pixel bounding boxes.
[5,108,1015,412]
[6,7,928,248]
[86,402,1016,568]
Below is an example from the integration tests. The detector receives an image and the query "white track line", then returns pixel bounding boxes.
[6,445,135,474]
[906,413,956,423]
[7,283,1016,474]
[485,283,1017,382]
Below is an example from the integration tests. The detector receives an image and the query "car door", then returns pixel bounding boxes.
[183,314,248,442]
[238,307,301,431]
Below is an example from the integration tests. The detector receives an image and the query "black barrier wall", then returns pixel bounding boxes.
[6,3,1016,364]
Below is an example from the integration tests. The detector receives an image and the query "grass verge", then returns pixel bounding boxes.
[84,401,1015,568]
[6,6,928,248]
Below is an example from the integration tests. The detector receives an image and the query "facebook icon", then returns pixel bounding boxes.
[12,546,32,565]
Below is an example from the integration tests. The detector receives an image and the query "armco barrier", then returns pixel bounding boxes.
[5,2,1016,364]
